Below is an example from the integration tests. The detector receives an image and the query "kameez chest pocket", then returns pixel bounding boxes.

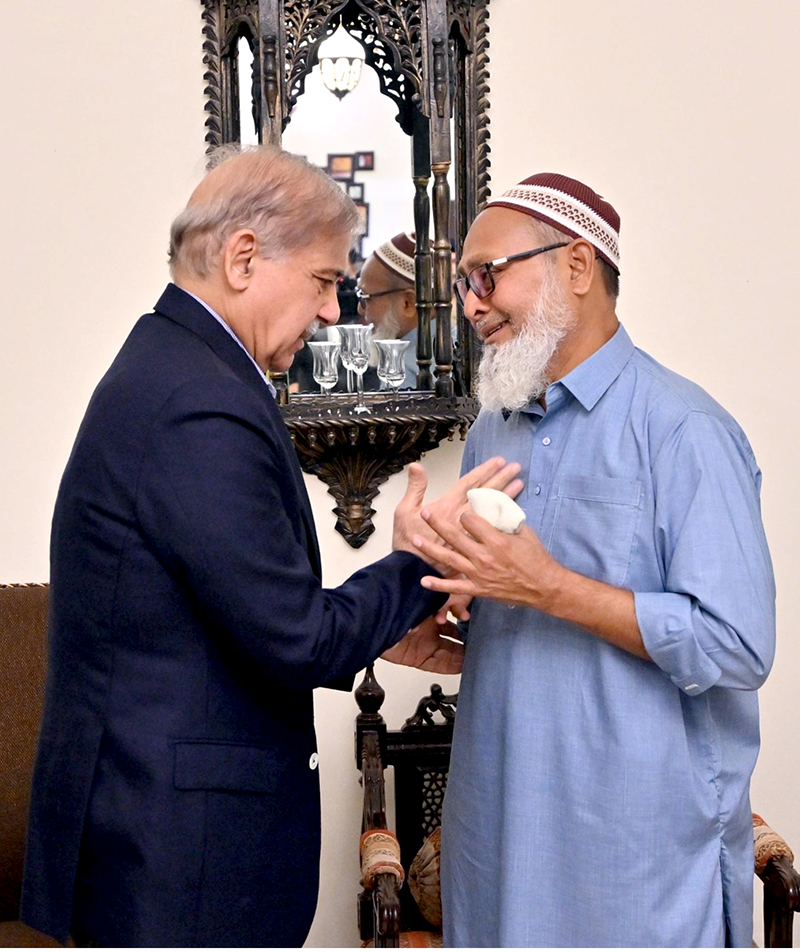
[548,474,643,587]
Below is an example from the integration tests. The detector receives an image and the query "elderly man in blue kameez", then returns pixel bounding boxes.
[411,173,776,948]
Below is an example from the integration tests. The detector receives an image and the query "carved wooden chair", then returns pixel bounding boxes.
[355,666,455,947]
[354,664,800,948]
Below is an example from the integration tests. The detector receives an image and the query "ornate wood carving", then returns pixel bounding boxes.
[201,0,260,153]
[280,0,425,136]
[473,1,492,212]
[284,394,477,547]
[282,1,346,119]
[201,2,223,152]
[222,0,258,45]
[418,768,448,837]
[262,33,278,117]
[402,682,459,728]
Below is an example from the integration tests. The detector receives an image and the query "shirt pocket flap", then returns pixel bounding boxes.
[558,474,642,507]
[174,741,286,793]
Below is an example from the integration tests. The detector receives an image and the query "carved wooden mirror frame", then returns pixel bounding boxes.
[200,0,491,546]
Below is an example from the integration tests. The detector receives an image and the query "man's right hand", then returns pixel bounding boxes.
[381,615,465,674]
[392,456,524,568]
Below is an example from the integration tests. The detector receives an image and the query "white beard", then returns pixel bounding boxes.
[476,269,577,412]
[371,313,401,341]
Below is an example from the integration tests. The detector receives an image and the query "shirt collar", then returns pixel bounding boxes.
[503,323,634,420]
[183,289,277,398]
[557,323,634,411]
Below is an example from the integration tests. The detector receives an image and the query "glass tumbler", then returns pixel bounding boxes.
[373,339,411,393]
[337,323,373,412]
[308,341,340,394]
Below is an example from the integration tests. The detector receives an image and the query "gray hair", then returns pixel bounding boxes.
[168,145,360,279]
[527,216,619,300]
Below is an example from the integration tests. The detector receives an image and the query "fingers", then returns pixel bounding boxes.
[434,595,472,625]
[413,531,475,577]
[456,456,511,492]
[499,478,525,499]
[457,509,499,544]
[481,462,523,494]
[420,574,477,596]
[420,506,482,556]
[402,461,428,508]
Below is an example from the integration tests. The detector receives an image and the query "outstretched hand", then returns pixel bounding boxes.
[381,615,465,674]
[392,456,524,567]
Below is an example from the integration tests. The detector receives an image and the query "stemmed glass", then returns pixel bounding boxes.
[308,341,340,395]
[337,323,373,413]
[373,340,410,393]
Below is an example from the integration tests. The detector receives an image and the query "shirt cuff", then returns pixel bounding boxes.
[634,591,722,696]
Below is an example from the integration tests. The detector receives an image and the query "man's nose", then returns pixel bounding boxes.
[318,288,340,325]
[463,287,489,324]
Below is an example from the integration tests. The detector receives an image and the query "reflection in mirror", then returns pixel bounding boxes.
[280,38,455,397]
[237,35,258,146]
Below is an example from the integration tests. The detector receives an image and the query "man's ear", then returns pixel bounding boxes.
[402,287,417,317]
[223,229,259,291]
[566,239,596,296]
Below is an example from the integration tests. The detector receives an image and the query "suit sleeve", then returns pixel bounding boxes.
[633,410,776,695]
[135,376,445,690]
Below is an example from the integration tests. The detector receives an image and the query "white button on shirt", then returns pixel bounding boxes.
[542,436,551,445]
[309,753,319,770]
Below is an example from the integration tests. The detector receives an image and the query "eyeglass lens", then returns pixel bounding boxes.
[455,265,493,305]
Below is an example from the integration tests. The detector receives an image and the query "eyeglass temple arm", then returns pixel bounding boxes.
[493,242,569,267]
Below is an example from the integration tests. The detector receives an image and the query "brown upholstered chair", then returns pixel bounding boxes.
[354,664,800,948]
[0,583,68,947]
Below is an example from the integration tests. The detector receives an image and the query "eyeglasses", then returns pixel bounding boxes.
[453,242,569,305]
[355,287,407,306]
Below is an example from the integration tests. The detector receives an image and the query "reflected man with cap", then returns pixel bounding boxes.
[411,173,776,947]
[358,231,423,389]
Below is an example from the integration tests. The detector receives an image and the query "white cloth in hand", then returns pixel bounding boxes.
[466,488,526,534]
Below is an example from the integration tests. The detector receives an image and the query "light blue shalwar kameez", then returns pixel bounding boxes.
[441,324,776,948]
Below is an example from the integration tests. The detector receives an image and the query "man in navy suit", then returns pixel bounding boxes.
[21,147,520,947]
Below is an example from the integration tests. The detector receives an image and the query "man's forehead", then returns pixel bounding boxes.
[358,254,393,288]
[299,237,348,274]
[459,207,533,271]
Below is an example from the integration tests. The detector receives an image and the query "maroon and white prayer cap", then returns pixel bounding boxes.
[373,232,417,282]
[485,173,621,273]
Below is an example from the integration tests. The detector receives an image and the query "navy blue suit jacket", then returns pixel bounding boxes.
[21,284,443,946]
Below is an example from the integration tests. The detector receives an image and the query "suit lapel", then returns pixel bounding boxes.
[152,284,321,576]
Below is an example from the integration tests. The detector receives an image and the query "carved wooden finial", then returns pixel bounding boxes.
[355,663,385,716]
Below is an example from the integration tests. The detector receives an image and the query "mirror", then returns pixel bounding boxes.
[199,0,491,545]
[281,53,456,396]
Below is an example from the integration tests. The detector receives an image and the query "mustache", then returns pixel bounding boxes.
[302,319,322,341]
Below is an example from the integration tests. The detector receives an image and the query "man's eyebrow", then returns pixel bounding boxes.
[315,267,346,279]
[457,255,482,276]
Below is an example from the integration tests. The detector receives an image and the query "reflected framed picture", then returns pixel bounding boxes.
[327,153,355,181]
[347,182,364,201]
[354,202,369,237]
[356,151,375,171]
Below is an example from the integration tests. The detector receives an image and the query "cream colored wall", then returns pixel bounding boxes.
[2,0,798,947]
